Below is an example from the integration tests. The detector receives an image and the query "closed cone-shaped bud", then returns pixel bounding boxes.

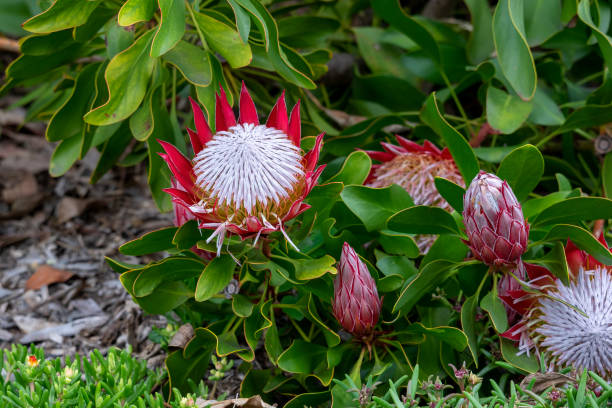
[463,171,528,269]
[332,243,381,335]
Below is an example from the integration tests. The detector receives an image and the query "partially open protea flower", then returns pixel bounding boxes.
[500,238,612,378]
[463,171,528,269]
[332,242,381,336]
[159,84,325,255]
[365,137,464,252]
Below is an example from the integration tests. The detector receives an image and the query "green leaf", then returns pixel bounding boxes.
[285,392,331,408]
[307,294,340,347]
[194,11,251,68]
[378,230,420,258]
[392,260,455,315]
[403,323,468,352]
[326,151,371,185]
[232,294,255,318]
[90,122,132,183]
[371,0,440,64]
[147,89,174,212]
[227,0,251,43]
[164,40,212,86]
[195,255,236,302]
[288,256,337,281]
[5,43,85,81]
[118,0,155,26]
[166,328,215,392]
[234,0,315,89]
[481,289,509,333]
[173,220,202,250]
[461,294,479,365]
[133,257,204,297]
[20,30,75,55]
[22,0,99,33]
[277,340,329,376]
[544,224,612,266]
[532,197,612,227]
[524,0,562,46]
[556,104,612,134]
[421,93,479,185]
[136,281,193,314]
[150,0,185,57]
[434,177,465,213]
[341,185,414,232]
[422,235,469,267]
[528,87,565,126]
[465,0,494,64]
[85,30,157,126]
[387,206,460,235]
[120,227,177,255]
[577,0,612,71]
[604,153,612,198]
[493,0,537,100]
[486,86,533,134]
[278,16,340,49]
[49,134,82,177]
[500,338,539,373]
[496,144,544,202]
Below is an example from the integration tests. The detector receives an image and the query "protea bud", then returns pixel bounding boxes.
[159,83,325,255]
[462,171,528,269]
[365,137,464,252]
[332,243,381,336]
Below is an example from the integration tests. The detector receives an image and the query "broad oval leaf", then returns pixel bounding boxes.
[465,0,494,64]
[120,226,177,255]
[22,0,99,33]
[496,144,544,202]
[49,135,82,177]
[326,151,371,185]
[194,11,252,68]
[524,0,562,46]
[528,86,565,126]
[434,177,465,213]
[577,0,612,71]
[164,40,212,86]
[532,197,612,227]
[486,86,533,134]
[195,255,236,302]
[118,0,155,26]
[150,0,185,57]
[387,205,460,235]
[133,257,204,297]
[544,224,612,266]
[493,0,537,100]
[481,289,509,333]
[500,338,539,373]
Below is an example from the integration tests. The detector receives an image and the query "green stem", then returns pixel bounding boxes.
[289,318,310,342]
[185,0,209,50]
[441,70,475,137]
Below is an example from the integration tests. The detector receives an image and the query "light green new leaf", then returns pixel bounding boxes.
[85,30,157,126]
[194,11,251,68]
[150,0,185,57]
[497,144,544,202]
[118,0,156,26]
[486,86,533,134]
[493,0,537,100]
[326,151,371,185]
[22,0,99,33]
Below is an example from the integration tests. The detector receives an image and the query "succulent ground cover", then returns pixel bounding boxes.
[1,0,612,406]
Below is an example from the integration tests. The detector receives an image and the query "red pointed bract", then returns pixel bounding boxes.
[266,91,288,133]
[239,82,259,125]
[215,87,236,132]
[158,140,194,191]
[188,97,213,147]
[304,133,324,172]
[287,100,301,146]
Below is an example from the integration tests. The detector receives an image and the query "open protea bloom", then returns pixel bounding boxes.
[500,238,612,378]
[463,171,528,269]
[159,84,325,255]
[332,242,381,336]
[365,137,464,252]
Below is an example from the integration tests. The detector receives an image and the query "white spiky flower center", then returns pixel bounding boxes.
[192,123,304,213]
[535,267,612,376]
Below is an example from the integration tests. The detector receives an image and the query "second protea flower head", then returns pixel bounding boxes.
[463,171,528,269]
[332,243,381,336]
[159,84,325,255]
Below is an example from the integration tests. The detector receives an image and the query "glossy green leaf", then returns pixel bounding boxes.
[164,40,212,86]
[90,122,132,183]
[136,281,192,314]
[133,258,204,297]
[465,0,494,64]
[232,294,255,318]
[461,294,479,365]
[85,30,157,126]
[307,294,340,347]
[341,184,414,232]
[227,0,251,43]
[421,93,479,185]
[500,338,539,373]
[20,30,74,55]
[378,230,420,258]
[5,43,85,81]
[130,86,157,141]
[120,227,177,255]
[173,220,203,250]
[493,0,537,100]
[285,392,331,408]
[195,255,236,302]
[277,340,327,375]
[481,289,509,333]
[234,0,315,88]
[22,0,99,33]
[352,27,414,79]
[404,323,468,352]
[194,11,251,68]
[434,177,465,213]
[524,0,562,46]
[528,87,565,126]
[532,197,612,227]
[556,104,612,134]
[604,153,612,199]
[49,134,82,177]
[147,89,173,212]
[497,144,544,202]
[326,151,371,185]
[392,260,455,315]
[166,328,215,392]
[486,86,533,134]
[387,206,460,235]
[150,0,185,57]
[46,63,99,142]
[288,256,336,281]
[544,224,612,266]
[577,0,612,71]
[422,235,469,267]
[118,0,155,26]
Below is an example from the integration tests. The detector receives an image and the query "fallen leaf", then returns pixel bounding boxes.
[56,197,89,224]
[196,396,275,408]
[26,265,74,291]
[520,372,577,393]
[169,323,194,348]
[2,172,38,203]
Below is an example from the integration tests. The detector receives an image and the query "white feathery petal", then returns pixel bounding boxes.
[535,267,612,376]
[193,123,304,213]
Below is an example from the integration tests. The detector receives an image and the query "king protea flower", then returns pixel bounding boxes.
[463,171,528,269]
[332,242,381,336]
[501,238,612,378]
[365,137,464,252]
[159,84,325,255]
